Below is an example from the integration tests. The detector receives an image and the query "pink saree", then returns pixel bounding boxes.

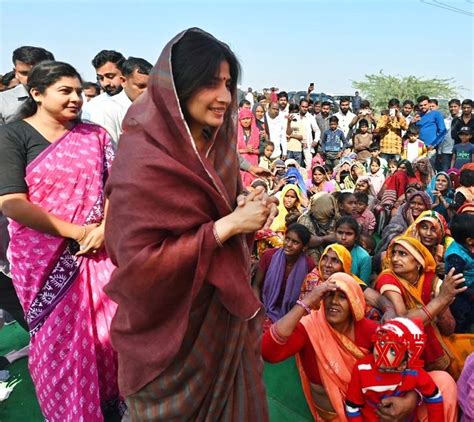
[7,123,120,421]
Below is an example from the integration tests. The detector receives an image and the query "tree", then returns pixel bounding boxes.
[352,71,458,113]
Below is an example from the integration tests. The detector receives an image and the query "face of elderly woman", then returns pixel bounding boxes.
[324,290,351,326]
[391,244,419,276]
[320,249,344,280]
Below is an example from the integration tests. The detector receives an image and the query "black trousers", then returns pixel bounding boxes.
[0,272,28,331]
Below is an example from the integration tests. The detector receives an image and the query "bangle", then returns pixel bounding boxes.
[296,300,312,315]
[76,226,87,243]
[213,224,223,248]
[421,305,433,322]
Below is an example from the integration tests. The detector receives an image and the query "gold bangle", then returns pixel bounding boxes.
[213,224,223,248]
[76,226,87,243]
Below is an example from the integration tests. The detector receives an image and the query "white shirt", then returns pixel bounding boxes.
[334,110,356,138]
[266,113,287,158]
[296,113,320,152]
[81,91,132,148]
[245,92,254,107]
[406,141,420,162]
[439,115,458,154]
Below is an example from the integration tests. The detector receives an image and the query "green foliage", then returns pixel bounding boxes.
[352,71,457,113]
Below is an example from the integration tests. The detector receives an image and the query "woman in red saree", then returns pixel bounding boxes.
[0,62,120,421]
[104,28,272,421]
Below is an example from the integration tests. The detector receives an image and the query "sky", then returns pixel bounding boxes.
[1,0,473,98]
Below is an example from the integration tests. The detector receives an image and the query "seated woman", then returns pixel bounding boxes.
[405,210,452,278]
[375,235,466,374]
[414,156,436,191]
[450,164,474,212]
[343,162,366,191]
[354,175,377,209]
[335,216,372,285]
[254,224,314,328]
[375,190,432,259]
[301,243,395,321]
[270,183,303,237]
[298,193,339,264]
[262,273,448,421]
[427,172,455,222]
[306,164,336,197]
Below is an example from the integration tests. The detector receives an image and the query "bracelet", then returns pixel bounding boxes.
[213,224,223,248]
[296,300,312,315]
[76,226,87,243]
[270,323,289,345]
[421,305,433,322]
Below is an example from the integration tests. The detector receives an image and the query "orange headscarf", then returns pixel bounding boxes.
[298,273,367,421]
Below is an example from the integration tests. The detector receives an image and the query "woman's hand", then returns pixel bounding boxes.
[438,268,467,304]
[435,261,446,278]
[236,186,278,231]
[303,280,338,310]
[76,224,104,256]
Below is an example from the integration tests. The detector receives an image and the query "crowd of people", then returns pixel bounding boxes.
[0,28,473,422]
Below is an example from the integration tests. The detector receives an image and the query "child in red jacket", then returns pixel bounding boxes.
[345,317,444,422]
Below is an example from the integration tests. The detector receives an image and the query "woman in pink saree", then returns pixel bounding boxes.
[0,62,121,421]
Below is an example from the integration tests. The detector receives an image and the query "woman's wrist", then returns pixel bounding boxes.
[214,214,239,243]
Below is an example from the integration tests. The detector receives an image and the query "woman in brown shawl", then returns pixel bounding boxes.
[104,28,272,421]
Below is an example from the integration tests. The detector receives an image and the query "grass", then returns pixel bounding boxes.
[0,322,43,422]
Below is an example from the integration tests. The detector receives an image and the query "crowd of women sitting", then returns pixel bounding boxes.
[250,155,474,420]
[0,28,472,422]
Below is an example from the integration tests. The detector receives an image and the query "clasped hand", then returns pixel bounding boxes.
[235,186,278,232]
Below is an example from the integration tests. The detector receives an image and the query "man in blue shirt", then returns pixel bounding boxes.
[414,95,447,168]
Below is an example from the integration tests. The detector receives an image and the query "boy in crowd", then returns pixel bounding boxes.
[321,116,348,167]
[353,119,373,163]
[353,192,376,236]
[402,125,427,162]
[451,127,474,169]
[365,143,388,173]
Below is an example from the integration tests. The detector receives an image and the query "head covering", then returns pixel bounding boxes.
[447,167,461,189]
[309,193,338,228]
[407,190,432,209]
[319,244,352,275]
[461,163,474,172]
[324,272,366,322]
[386,235,436,273]
[458,126,472,135]
[104,28,260,394]
[355,175,376,196]
[406,210,447,245]
[285,167,307,194]
[427,171,454,203]
[270,183,302,233]
[237,108,260,151]
[458,201,474,214]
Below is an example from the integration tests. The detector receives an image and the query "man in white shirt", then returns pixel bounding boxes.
[91,57,152,147]
[334,97,355,142]
[245,87,254,108]
[297,99,320,169]
[266,102,287,160]
[81,50,125,121]
[437,99,461,172]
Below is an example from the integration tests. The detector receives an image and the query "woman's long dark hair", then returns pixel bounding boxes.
[171,30,240,121]
[14,61,82,121]
[398,159,416,178]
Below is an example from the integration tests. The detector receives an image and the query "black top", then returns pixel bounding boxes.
[451,115,474,144]
[0,120,50,195]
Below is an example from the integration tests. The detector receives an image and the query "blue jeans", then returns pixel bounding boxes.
[287,150,304,166]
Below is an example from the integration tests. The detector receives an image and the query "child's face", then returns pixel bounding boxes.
[360,125,368,133]
[335,223,357,248]
[370,161,380,174]
[459,133,472,143]
[408,134,417,143]
[355,200,367,214]
[389,163,397,174]
[264,145,274,158]
[373,341,408,373]
[240,117,252,128]
[371,149,380,157]
[329,121,338,130]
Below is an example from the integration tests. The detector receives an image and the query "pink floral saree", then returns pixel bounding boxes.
[7,122,120,421]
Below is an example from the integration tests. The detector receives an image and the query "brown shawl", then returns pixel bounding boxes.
[104,28,261,396]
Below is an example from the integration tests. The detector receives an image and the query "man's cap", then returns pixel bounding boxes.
[458,126,472,135]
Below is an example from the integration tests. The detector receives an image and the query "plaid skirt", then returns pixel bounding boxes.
[126,290,268,421]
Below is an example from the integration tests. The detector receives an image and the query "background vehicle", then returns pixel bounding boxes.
[288,91,339,113]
